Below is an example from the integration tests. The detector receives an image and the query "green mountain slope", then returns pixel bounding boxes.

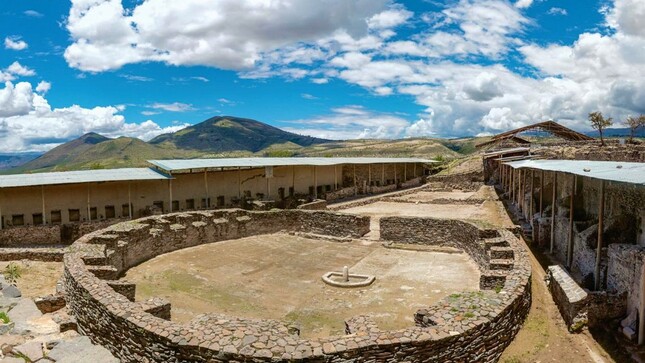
[13,132,110,171]
[150,116,328,152]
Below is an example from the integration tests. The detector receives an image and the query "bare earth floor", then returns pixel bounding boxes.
[0,261,62,298]
[123,234,480,339]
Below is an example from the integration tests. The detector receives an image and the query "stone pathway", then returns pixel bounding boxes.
[0,276,118,363]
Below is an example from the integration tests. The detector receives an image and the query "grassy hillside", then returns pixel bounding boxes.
[150,116,329,152]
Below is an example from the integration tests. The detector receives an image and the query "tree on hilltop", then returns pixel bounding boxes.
[588,111,613,146]
[626,114,645,143]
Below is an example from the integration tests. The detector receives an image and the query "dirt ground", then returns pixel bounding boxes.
[123,234,480,339]
[0,261,62,298]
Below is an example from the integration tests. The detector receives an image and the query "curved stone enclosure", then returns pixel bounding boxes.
[63,209,531,362]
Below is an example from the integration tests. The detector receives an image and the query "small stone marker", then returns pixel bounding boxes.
[343,266,349,282]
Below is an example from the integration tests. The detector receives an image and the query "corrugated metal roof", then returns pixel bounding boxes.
[482,147,531,159]
[0,168,170,188]
[148,157,437,172]
[504,159,645,185]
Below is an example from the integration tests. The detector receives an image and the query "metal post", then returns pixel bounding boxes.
[368,164,371,187]
[530,170,534,222]
[567,175,576,268]
[293,165,296,193]
[550,172,557,254]
[204,169,209,209]
[594,180,605,290]
[128,182,133,219]
[87,184,91,222]
[394,164,398,185]
[42,185,47,225]
[404,163,407,181]
[518,169,522,209]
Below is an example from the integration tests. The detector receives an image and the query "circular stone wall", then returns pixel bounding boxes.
[62,209,531,363]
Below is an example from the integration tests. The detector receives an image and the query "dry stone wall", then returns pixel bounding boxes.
[63,211,531,363]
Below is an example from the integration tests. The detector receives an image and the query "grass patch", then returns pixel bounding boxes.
[0,311,10,323]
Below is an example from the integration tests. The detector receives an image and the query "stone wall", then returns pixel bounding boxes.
[425,170,484,191]
[63,211,531,363]
[296,199,327,210]
[0,219,124,247]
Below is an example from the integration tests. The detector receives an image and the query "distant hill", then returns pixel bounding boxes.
[3,116,481,174]
[150,116,329,152]
[0,152,42,170]
[584,127,645,138]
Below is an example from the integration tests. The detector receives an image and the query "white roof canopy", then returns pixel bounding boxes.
[503,159,645,185]
[0,168,170,189]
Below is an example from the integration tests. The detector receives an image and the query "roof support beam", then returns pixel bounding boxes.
[87,184,91,222]
[567,175,576,269]
[42,185,47,225]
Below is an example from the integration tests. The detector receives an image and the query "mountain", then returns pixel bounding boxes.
[584,127,645,138]
[13,132,110,171]
[150,116,328,152]
[0,152,43,170]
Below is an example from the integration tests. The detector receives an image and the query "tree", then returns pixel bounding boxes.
[588,111,613,146]
[626,114,645,143]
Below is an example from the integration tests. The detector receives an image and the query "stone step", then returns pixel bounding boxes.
[489,247,514,260]
[82,255,109,266]
[483,237,509,249]
[489,259,514,270]
[87,265,119,280]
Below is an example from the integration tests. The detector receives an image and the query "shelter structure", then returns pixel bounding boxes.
[499,159,645,338]
[0,157,434,230]
[479,120,594,149]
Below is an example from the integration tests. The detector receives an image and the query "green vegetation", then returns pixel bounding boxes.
[588,111,613,146]
[0,311,10,324]
[626,114,645,143]
[3,262,21,285]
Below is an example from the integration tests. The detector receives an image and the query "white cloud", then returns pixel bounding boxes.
[35,81,51,94]
[64,0,391,72]
[283,106,411,140]
[149,102,194,112]
[301,93,318,100]
[4,37,28,51]
[548,7,568,16]
[24,10,44,18]
[0,80,189,152]
[6,62,35,76]
[514,0,533,9]
[367,7,413,29]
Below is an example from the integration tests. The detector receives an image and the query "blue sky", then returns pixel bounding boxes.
[1,0,643,152]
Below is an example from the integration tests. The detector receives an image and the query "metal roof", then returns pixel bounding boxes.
[503,159,645,185]
[482,147,531,159]
[148,157,437,172]
[0,168,170,188]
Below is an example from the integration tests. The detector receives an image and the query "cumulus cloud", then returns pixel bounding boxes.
[0,80,189,152]
[4,37,28,50]
[64,0,391,72]
[35,81,51,94]
[514,0,533,9]
[6,62,35,77]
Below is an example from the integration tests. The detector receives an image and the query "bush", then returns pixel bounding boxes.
[3,263,21,286]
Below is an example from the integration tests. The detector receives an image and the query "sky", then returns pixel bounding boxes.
[0,0,644,153]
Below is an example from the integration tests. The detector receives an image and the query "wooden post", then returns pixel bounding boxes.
[368,164,372,187]
[204,169,209,209]
[530,170,534,222]
[594,180,605,290]
[567,175,576,268]
[293,165,297,193]
[550,172,557,254]
[353,165,357,195]
[313,166,317,199]
[238,167,241,199]
[539,170,544,215]
[382,164,385,185]
[333,165,337,190]
[169,179,173,213]
[638,261,645,345]
[404,163,407,181]
[394,164,398,185]
[87,184,91,222]
[128,182,133,219]
[42,185,47,225]
[518,169,522,209]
